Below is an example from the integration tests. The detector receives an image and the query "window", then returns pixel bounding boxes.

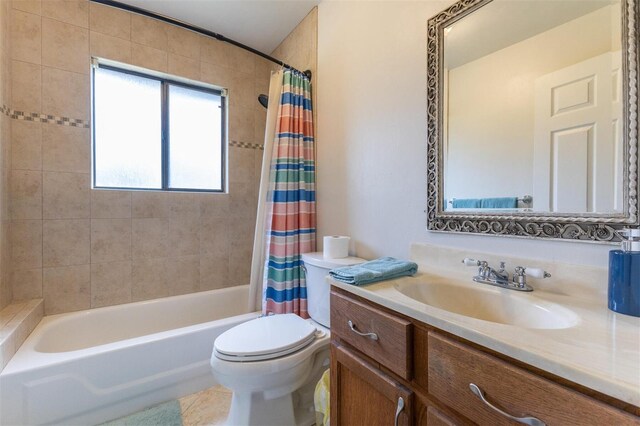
[92,63,226,192]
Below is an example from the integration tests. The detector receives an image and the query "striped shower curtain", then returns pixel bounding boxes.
[262,70,316,318]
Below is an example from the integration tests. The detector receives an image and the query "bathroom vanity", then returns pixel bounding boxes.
[329,275,640,425]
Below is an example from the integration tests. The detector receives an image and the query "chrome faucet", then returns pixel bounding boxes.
[462,258,550,292]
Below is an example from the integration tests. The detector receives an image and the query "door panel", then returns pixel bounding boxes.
[331,343,413,426]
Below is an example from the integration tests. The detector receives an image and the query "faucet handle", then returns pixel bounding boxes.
[522,267,551,279]
[512,266,551,289]
[462,258,481,266]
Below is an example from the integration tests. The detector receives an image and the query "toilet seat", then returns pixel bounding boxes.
[214,314,319,362]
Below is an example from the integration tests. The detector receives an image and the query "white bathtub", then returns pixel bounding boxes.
[0,285,259,426]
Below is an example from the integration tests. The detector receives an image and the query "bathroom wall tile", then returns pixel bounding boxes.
[90,218,131,263]
[89,31,131,64]
[230,72,255,111]
[41,123,89,173]
[90,261,131,307]
[229,182,257,219]
[42,66,90,120]
[254,148,264,181]
[168,192,200,218]
[42,17,89,74]
[228,219,254,253]
[168,53,200,81]
[132,218,169,259]
[228,106,255,144]
[200,254,228,291]
[11,60,41,112]
[43,265,90,314]
[40,124,87,171]
[131,14,167,51]
[200,216,229,257]
[168,256,199,296]
[228,246,252,287]
[131,258,169,301]
[43,172,90,219]
[43,219,90,266]
[12,0,41,15]
[168,26,200,61]
[11,120,42,171]
[89,2,130,40]
[229,146,255,184]
[11,10,41,64]
[11,220,42,270]
[200,61,233,89]
[11,170,42,220]
[131,191,170,218]
[200,194,229,218]
[207,42,254,74]
[91,190,131,218]
[11,268,42,300]
[41,0,88,28]
[199,36,225,66]
[169,217,199,257]
[130,43,167,73]
[253,108,267,145]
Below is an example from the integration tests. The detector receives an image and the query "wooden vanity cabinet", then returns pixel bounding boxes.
[330,287,640,426]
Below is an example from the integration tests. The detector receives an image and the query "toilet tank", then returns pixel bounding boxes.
[301,252,366,328]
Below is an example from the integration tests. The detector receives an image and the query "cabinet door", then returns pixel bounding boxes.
[331,343,413,426]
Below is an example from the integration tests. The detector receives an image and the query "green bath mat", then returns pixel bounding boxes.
[101,400,183,426]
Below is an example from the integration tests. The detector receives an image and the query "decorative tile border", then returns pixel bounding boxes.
[3,105,264,148]
[229,140,264,150]
[2,104,90,128]
[12,109,90,128]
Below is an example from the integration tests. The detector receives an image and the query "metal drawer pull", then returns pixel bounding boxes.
[394,396,405,426]
[469,384,545,426]
[347,320,378,340]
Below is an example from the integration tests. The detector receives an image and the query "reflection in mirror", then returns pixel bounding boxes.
[442,0,622,214]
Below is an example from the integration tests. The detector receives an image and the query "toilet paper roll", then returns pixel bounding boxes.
[323,236,350,259]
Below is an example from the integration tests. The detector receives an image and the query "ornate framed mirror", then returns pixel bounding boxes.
[426,0,639,242]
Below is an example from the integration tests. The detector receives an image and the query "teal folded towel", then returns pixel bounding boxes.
[329,257,418,286]
[480,197,517,208]
[452,198,481,208]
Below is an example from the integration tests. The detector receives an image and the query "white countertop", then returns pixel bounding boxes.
[330,270,640,407]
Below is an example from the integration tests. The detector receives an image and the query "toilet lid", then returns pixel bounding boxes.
[214,314,318,361]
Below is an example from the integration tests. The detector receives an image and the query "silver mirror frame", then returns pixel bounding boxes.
[426,0,639,243]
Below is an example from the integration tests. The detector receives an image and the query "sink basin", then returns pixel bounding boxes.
[394,280,579,329]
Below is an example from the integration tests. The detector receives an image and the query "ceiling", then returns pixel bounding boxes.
[116,0,320,54]
[445,0,618,68]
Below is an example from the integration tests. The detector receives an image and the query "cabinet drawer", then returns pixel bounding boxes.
[331,290,412,379]
[428,332,640,425]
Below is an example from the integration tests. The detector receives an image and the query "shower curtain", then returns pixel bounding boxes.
[248,69,316,318]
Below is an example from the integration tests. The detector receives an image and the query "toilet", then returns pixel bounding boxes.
[210,252,366,426]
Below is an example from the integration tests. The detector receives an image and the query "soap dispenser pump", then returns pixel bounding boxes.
[608,228,640,317]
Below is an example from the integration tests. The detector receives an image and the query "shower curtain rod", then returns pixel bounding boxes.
[90,0,312,80]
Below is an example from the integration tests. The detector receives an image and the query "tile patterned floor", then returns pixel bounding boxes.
[179,385,232,426]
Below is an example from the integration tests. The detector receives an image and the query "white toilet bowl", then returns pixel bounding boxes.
[210,252,366,426]
[210,314,330,426]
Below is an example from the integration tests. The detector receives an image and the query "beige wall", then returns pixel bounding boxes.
[0,0,13,310]
[9,0,270,314]
[446,5,619,201]
[271,7,318,97]
[317,1,612,270]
